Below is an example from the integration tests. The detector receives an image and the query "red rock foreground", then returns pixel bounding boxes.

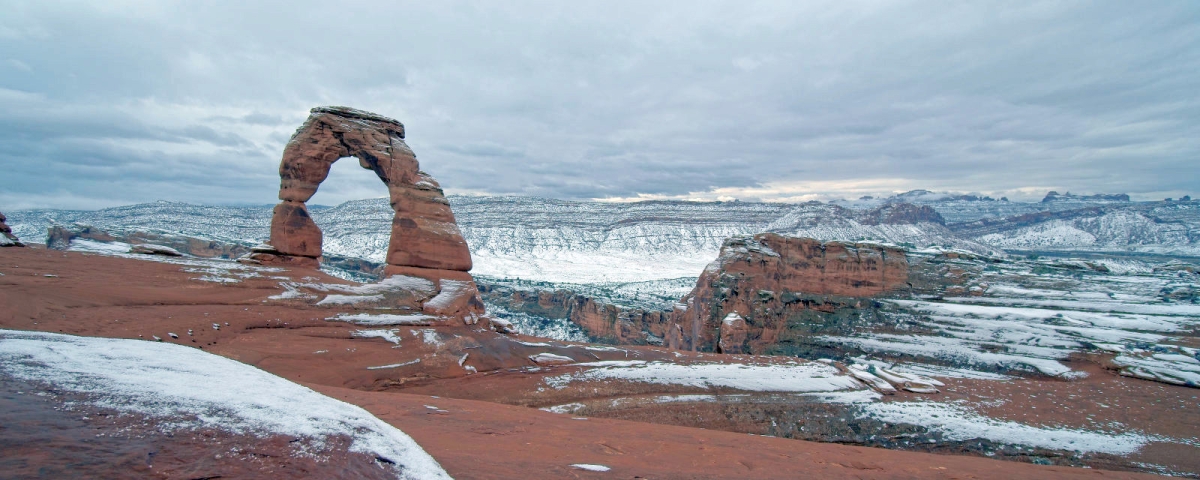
[0,247,1174,479]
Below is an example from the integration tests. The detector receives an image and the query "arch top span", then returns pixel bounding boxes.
[256,106,473,274]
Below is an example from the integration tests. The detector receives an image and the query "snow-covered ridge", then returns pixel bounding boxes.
[7,196,1198,284]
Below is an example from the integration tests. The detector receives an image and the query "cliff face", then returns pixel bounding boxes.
[667,234,908,354]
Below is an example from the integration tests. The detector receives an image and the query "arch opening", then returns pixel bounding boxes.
[307,155,391,209]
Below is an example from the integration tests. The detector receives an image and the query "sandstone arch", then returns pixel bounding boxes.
[257,106,472,274]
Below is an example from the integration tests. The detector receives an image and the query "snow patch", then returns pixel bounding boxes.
[860,401,1150,455]
[0,329,450,479]
[546,361,862,393]
[328,313,436,326]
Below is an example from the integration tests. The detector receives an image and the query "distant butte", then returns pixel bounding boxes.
[668,234,909,353]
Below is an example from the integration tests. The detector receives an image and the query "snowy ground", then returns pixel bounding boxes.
[544,360,862,393]
[0,329,451,480]
[533,357,1180,458]
[820,256,1200,385]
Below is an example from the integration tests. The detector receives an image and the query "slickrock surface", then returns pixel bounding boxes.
[0,247,1189,478]
[318,385,1162,480]
[668,234,908,353]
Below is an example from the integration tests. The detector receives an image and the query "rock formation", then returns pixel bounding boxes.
[476,283,672,344]
[0,211,23,247]
[667,233,908,354]
[46,224,248,259]
[249,106,482,320]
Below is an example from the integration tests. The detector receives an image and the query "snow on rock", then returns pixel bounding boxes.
[847,365,897,394]
[546,361,863,393]
[860,401,1151,455]
[423,280,472,312]
[540,402,587,414]
[367,359,421,370]
[823,334,1073,377]
[488,317,515,334]
[129,244,184,257]
[529,353,576,366]
[0,329,451,480]
[328,313,436,326]
[1112,354,1200,387]
[317,294,386,305]
[353,329,402,345]
[570,464,612,472]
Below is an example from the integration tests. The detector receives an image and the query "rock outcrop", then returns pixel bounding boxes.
[667,234,908,354]
[476,283,672,344]
[253,106,472,271]
[46,224,249,259]
[250,106,482,321]
[0,211,22,247]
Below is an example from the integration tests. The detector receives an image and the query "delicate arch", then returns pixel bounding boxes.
[263,106,472,272]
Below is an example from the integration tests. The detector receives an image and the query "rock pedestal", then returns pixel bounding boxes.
[249,106,481,319]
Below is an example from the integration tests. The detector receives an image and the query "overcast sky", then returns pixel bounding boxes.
[1,1,1197,210]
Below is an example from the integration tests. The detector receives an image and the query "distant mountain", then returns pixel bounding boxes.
[832,189,1143,224]
[953,202,1200,256]
[1041,191,1130,203]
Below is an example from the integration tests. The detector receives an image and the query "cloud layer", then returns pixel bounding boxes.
[1,1,1197,209]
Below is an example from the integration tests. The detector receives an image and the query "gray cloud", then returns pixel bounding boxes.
[0,0,1198,210]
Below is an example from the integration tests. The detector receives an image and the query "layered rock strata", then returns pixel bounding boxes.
[667,233,908,353]
[250,106,482,320]
[0,211,22,247]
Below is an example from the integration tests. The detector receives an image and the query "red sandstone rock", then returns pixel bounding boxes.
[256,106,479,324]
[268,201,322,258]
[382,265,485,319]
[386,211,472,271]
[717,312,748,354]
[669,233,908,353]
